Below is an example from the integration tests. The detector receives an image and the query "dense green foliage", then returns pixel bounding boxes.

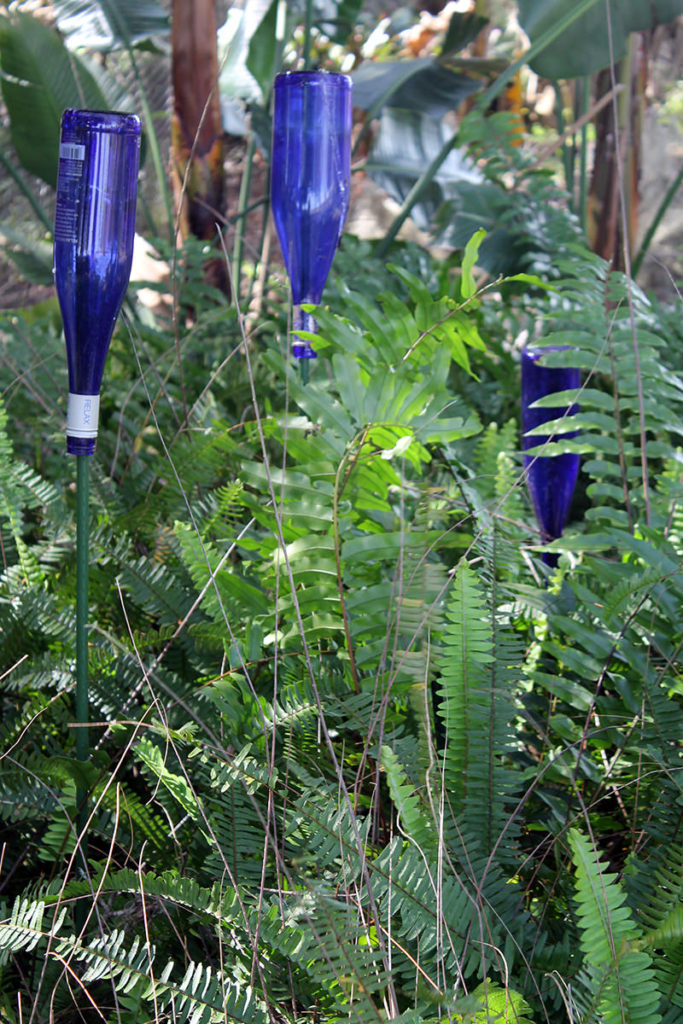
[1,191,682,1020]
[1,2,683,1022]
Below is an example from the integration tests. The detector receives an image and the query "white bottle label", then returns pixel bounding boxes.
[59,142,86,162]
[66,394,100,438]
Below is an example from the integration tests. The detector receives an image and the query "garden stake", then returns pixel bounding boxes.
[521,345,580,567]
[54,109,141,859]
[75,454,89,777]
[270,71,352,378]
[303,0,314,71]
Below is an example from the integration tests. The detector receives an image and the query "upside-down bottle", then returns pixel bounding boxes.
[271,71,352,359]
[521,345,580,566]
[54,109,141,454]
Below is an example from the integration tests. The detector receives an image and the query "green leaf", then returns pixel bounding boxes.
[570,828,663,1024]
[505,272,553,289]
[366,108,483,232]
[312,0,363,44]
[52,0,170,51]
[435,180,525,275]
[0,13,109,186]
[247,1,362,100]
[460,228,486,300]
[0,227,54,286]
[135,739,200,821]
[644,906,683,948]
[518,0,682,78]
[470,981,535,1024]
[381,745,433,851]
[351,57,480,120]
[43,756,99,792]
[441,10,489,57]
[246,0,281,101]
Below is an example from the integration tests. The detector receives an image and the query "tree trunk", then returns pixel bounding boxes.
[171,0,228,289]
[587,33,644,271]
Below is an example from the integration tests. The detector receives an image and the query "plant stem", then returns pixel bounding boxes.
[303,0,314,69]
[579,76,590,233]
[233,134,257,305]
[114,47,170,240]
[632,163,683,279]
[76,455,89,843]
[553,81,574,204]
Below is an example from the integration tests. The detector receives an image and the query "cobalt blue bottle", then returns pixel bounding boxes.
[54,109,141,454]
[521,346,580,565]
[271,71,352,358]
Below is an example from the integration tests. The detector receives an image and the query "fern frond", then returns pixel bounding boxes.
[0,893,267,1023]
[644,907,683,949]
[63,930,267,1023]
[637,843,683,935]
[474,420,513,497]
[436,561,522,854]
[381,745,434,853]
[636,845,683,1011]
[0,897,66,964]
[570,828,662,1024]
[258,890,388,1021]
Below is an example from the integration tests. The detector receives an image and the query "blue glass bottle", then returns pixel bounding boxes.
[521,346,580,565]
[54,109,141,455]
[271,71,352,358]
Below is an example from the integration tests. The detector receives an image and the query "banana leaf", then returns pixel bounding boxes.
[351,57,481,119]
[0,14,110,187]
[51,0,170,51]
[364,108,482,230]
[518,0,683,78]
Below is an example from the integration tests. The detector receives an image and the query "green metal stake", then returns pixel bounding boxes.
[303,0,314,70]
[301,0,314,390]
[75,454,90,851]
[54,110,141,932]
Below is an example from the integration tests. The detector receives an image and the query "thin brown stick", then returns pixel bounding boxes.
[524,83,625,175]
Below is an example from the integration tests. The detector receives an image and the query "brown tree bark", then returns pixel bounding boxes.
[587,34,645,272]
[171,0,228,289]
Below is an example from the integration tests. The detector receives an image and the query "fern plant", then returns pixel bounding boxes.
[1,150,682,1024]
[569,828,680,1024]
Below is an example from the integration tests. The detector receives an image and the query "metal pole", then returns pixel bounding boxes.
[303,0,314,70]
[75,454,90,845]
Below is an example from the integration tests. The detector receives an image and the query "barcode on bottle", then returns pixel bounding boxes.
[59,143,85,161]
